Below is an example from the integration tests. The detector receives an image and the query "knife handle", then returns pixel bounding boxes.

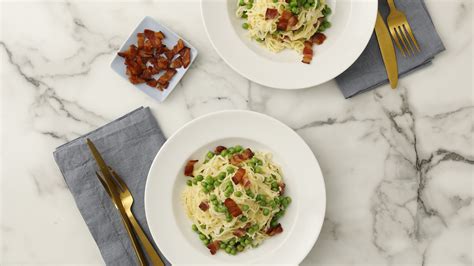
[126,212,164,266]
[119,207,148,266]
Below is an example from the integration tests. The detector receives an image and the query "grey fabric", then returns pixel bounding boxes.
[53,107,170,265]
[335,0,445,98]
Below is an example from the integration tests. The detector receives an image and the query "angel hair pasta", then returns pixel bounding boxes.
[236,0,332,64]
[182,145,292,255]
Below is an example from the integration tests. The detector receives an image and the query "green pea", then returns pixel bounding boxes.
[286,196,292,204]
[224,191,232,198]
[239,0,245,6]
[282,198,290,208]
[323,6,332,15]
[221,149,229,156]
[242,204,250,211]
[199,233,206,240]
[246,2,253,9]
[304,3,310,8]
[226,185,234,193]
[201,224,207,229]
[220,243,227,249]
[273,0,278,2]
[241,12,248,19]
[290,1,297,7]
[203,238,210,245]
[234,145,243,152]
[256,194,265,201]
[262,209,270,216]
[322,20,331,29]
[242,23,249,30]
[207,151,214,159]
[225,246,232,253]
[196,175,204,181]
[210,194,217,200]
[202,187,209,193]
[255,166,263,173]
[192,224,198,232]
[246,190,254,198]
[186,180,192,186]
[291,7,300,14]
[228,238,236,246]
[240,216,248,222]
[244,238,251,245]
[235,191,243,197]
[205,175,213,183]
[227,166,235,174]
[228,147,235,154]
[271,187,279,192]
[237,245,244,251]
[218,172,226,180]
[192,179,197,185]
[214,180,222,187]
[226,215,233,222]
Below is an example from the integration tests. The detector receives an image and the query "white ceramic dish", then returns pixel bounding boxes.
[110,16,198,102]
[201,0,377,89]
[145,110,326,265]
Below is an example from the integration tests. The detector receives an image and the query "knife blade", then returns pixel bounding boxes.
[374,11,398,89]
[86,139,147,266]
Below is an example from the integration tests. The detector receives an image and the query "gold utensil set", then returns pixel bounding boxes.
[87,139,164,266]
[375,0,420,89]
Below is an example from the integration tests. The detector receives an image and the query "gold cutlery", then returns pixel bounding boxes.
[96,168,164,266]
[86,139,147,266]
[375,11,398,89]
[386,0,420,56]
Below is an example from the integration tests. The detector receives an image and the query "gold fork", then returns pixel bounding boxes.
[386,0,420,56]
[96,168,164,266]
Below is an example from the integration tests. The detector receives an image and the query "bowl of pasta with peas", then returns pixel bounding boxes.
[144,110,326,264]
[201,0,378,89]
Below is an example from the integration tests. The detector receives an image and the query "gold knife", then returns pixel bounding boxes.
[86,139,148,266]
[375,11,398,89]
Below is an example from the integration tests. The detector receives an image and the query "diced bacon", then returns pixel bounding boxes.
[207,240,220,255]
[288,15,298,28]
[155,56,170,70]
[243,222,252,230]
[155,31,165,40]
[157,82,168,91]
[230,148,254,166]
[199,201,209,211]
[184,160,198,176]
[265,8,278,20]
[118,45,138,59]
[157,69,177,86]
[266,223,283,236]
[129,75,145,84]
[146,78,158,88]
[137,33,145,49]
[170,57,183,69]
[302,41,313,64]
[279,182,286,195]
[311,32,327,45]
[144,29,162,47]
[214,146,227,154]
[242,148,254,160]
[233,228,246,237]
[173,39,185,54]
[232,168,246,185]
[241,175,251,188]
[180,47,191,68]
[162,47,175,60]
[224,198,242,217]
[277,10,292,31]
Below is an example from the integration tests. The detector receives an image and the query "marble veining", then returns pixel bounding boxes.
[1,0,472,265]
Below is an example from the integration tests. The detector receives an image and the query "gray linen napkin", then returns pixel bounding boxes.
[53,107,170,265]
[335,0,445,98]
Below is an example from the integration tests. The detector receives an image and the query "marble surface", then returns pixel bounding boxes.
[1,0,472,265]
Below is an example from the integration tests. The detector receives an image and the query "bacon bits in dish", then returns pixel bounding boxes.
[236,0,332,64]
[118,29,192,90]
[182,145,292,255]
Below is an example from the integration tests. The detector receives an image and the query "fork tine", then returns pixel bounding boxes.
[108,166,128,192]
[395,26,411,56]
[401,25,416,55]
[403,23,420,52]
[389,26,406,57]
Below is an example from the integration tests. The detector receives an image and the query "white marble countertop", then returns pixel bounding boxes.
[1,0,472,265]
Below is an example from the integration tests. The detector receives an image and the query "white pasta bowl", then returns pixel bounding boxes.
[145,110,326,264]
[201,0,377,89]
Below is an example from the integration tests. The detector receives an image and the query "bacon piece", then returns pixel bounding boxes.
[214,146,227,154]
[241,175,251,188]
[158,69,177,86]
[156,56,170,70]
[207,240,220,255]
[242,148,254,160]
[184,160,198,176]
[162,47,175,60]
[170,57,183,69]
[265,8,278,20]
[302,40,313,64]
[146,79,158,87]
[232,168,246,185]
[199,201,209,211]
[243,222,252,230]
[288,15,298,28]
[155,31,165,40]
[277,10,292,31]
[144,29,162,47]
[311,32,327,45]
[118,45,138,59]
[279,182,286,195]
[224,198,242,217]
[143,39,153,52]
[129,75,145,84]
[157,82,169,91]
[173,39,185,54]
[233,228,246,237]
[180,47,191,68]
[266,223,283,236]
[137,33,145,49]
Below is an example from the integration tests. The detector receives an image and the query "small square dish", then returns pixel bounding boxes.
[111,16,198,102]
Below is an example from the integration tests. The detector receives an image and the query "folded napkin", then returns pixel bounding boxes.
[335,0,445,98]
[53,107,170,265]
